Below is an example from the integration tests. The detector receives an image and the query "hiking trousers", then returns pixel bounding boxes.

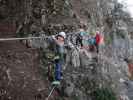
[55,60,62,81]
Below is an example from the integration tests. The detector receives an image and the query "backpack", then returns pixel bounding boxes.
[88,38,96,45]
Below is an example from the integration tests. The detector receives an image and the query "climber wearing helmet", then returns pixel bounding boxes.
[76,29,83,47]
[95,31,101,53]
[49,31,66,85]
[88,33,96,52]
[76,28,88,48]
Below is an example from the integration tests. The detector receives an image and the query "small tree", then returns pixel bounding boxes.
[91,88,117,100]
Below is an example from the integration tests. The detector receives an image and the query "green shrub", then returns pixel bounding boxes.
[91,88,117,100]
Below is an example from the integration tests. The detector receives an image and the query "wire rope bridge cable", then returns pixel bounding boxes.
[0,36,45,41]
[0,32,78,41]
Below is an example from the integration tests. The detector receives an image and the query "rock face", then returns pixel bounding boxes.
[0,41,50,100]
[0,0,133,100]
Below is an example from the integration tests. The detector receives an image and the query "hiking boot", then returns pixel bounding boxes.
[54,56,60,60]
[52,81,60,85]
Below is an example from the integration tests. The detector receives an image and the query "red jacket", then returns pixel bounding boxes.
[96,33,101,45]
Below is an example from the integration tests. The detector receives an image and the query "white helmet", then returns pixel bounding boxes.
[96,31,100,34]
[58,32,66,39]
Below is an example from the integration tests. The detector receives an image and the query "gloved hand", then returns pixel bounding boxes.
[68,42,74,48]
[52,35,56,40]
[40,34,46,40]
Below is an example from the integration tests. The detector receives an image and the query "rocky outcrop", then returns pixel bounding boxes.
[0,41,50,100]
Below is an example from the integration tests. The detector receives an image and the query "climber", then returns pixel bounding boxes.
[124,58,133,79]
[48,32,66,85]
[76,29,88,49]
[95,31,102,53]
[76,29,83,47]
[88,32,96,52]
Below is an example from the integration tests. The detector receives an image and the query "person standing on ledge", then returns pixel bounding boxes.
[48,32,66,85]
